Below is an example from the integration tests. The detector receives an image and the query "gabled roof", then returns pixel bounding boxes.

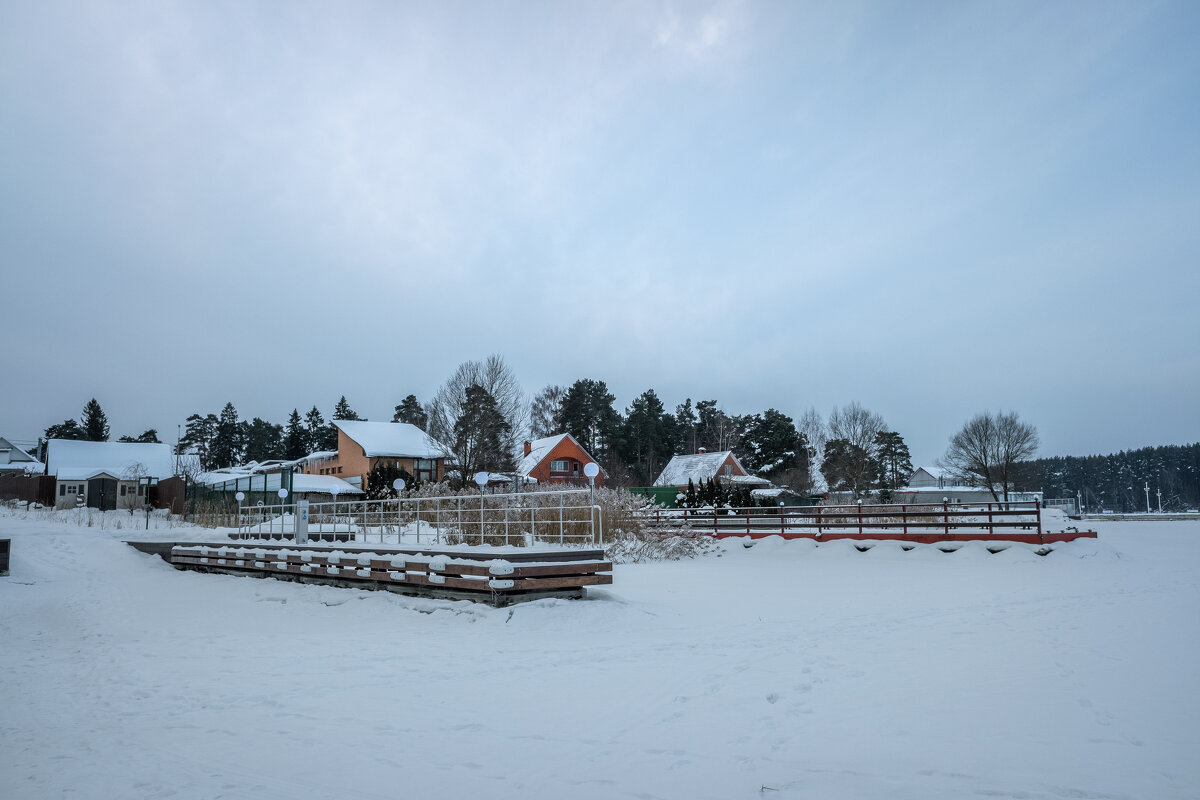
[0,436,42,472]
[334,421,448,459]
[653,451,750,487]
[45,440,177,480]
[515,433,606,479]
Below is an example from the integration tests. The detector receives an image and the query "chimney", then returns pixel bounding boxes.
[697,446,707,454]
[523,441,532,456]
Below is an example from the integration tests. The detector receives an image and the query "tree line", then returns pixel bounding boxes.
[1014,442,1200,512]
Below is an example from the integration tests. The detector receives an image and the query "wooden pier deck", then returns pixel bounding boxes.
[127,541,611,607]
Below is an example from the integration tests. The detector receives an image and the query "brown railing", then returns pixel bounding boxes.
[641,501,1045,539]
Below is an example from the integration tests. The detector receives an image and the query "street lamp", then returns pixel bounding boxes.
[330,484,340,536]
[474,472,489,541]
[1144,483,1151,514]
[584,462,600,536]
[1157,487,1162,513]
[277,488,289,537]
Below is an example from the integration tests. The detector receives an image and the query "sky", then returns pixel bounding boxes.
[2,0,1198,471]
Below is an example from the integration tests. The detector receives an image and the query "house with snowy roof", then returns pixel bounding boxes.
[0,436,43,475]
[652,449,771,489]
[44,439,178,510]
[299,420,450,490]
[510,434,606,488]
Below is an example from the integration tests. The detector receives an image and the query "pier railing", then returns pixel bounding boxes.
[233,489,602,547]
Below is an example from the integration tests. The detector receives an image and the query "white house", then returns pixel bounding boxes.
[45,440,178,510]
[653,449,771,489]
[0,436,43,475]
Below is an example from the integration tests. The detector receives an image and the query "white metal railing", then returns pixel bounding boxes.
[1042,498,1078,515]
[234,489,602,547]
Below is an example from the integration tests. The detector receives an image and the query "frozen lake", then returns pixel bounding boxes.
[1,509,1197,799]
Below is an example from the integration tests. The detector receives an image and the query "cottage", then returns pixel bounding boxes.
[44,440,177,510]
[653,449,771,489]
[299,420,450,490]
[513,433,605,487]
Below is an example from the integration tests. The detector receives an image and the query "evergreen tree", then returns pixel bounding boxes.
[559,379,622,468]
[44,419,85,440]
[80,398,110,442]
[332,396,362,421]
[180,413,218,470]
[243,418,284,463]
[209,402,245,469]
[117,429,160,443]
[365,461,415,500]
[685,478,697,509]
[304,406,328,453]
[283,409,307,460]
[452,384,516,477]
[619,389,677,485]
[873,431,913,490]
[392,394,429,428]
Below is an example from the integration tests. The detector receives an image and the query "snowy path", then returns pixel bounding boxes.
[1,513,1197,799]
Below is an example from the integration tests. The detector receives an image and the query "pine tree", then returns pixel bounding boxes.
[332,395,362,421]
[873,431,913,490]
[80,398,110,442]
[559,379,622,467]
[209,403,245,469]
[180,413,218,470]
[453,384,516,477]
[685,478,697,508]
[117,429,160,443]
[243,418,284,463]
[304,406,328,453]
[44,419,86,440]
[283,409,307,460]
[365,461,416,500]
[392,394,429,428]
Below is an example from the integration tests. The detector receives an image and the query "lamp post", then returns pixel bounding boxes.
[584,462,600,541]
[1157,487,1162,513]
[277,488,288,537]
[235,491,245,533]
[330,484,340,538]
[474,472,489,542]
[392,478,406,544]
[1144,483,1151,514]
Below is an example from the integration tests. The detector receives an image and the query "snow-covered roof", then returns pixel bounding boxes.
[0,436,43,472]
[653,451,750,487]
[721,473,773,486]
[516,433,568,477]
[334,421,448,459]
[290,474,363,495]
[45,440,177,480]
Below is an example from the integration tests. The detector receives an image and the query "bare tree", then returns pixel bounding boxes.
[426,355,527,459]
[828,402,886,451]
[939,411,1039,501]
[797,406,827,489]
[528,384,566,440]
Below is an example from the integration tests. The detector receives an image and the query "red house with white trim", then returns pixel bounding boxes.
[517,434,606,487]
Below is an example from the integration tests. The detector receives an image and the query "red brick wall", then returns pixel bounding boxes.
[529,438,605,487]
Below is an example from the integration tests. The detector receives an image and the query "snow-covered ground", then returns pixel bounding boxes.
[1,510,1197,799]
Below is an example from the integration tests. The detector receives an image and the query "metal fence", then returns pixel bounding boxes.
[233,489,602,547]
[1042,498,1078,515]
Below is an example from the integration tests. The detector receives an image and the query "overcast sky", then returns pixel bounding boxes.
[2,0,1197,470]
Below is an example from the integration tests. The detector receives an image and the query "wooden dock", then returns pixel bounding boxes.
[128,541,611,607]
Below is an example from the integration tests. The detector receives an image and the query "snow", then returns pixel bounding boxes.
[1,508,1198,799]
[333,420,448,458]
[44,439,177,480]
[288,473,363,495]
[654,450,752,486]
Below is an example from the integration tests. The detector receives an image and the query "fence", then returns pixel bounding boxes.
[1042,498,1078,515]
[640,500,1047,538]
[232,489,602,547]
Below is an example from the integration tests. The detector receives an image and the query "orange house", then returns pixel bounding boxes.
[517,433,606,487]
[301,420,450,490]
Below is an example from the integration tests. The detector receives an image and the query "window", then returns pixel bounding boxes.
[67,485,76,494]
[414,459,436,482]
[120,485,127,496]
[550,460,570,472]
[724,465,733,476]
[337,466,343,474]
[137,486,144,496]
[60,485,66,497]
